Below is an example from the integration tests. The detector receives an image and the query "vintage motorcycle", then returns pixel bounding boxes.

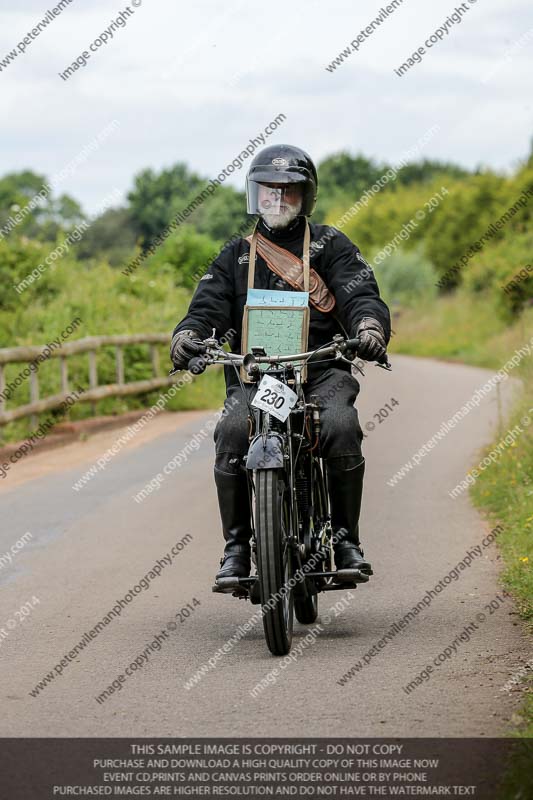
[174,333,390,656]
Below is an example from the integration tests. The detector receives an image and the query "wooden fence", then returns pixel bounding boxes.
[0,334,176,427]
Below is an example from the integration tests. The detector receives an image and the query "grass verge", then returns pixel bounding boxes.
[391,291,533,742]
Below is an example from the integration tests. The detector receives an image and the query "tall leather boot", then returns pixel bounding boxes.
[214,467,252,581]
[326,457,373,576]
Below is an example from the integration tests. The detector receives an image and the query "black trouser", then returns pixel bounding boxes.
[212,367,367,576]
[213,367,363,475]
[211,367,370,580]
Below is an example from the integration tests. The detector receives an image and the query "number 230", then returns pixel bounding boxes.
[259,388,285,410]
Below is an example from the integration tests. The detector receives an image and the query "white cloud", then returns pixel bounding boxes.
[0,0,531,214]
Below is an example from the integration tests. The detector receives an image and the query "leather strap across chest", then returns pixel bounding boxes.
[245,222,336,313]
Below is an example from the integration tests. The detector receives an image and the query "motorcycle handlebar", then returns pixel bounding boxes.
[344,337,359,349]
[169,335,391,375]
[187,356,208,375]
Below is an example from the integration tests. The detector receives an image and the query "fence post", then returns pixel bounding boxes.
[0,335,169,430]
[150,345,160,377]
[116,346,124,384]
[88,350,98,416]
[60,357,69,394]
[0,364,5,414]
[0,365,4,444]
[30,368,39,431]
[59,356,70,421]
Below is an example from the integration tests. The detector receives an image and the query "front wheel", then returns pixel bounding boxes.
[255,469,293,655]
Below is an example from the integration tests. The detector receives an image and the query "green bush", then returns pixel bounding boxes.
[327,178,458,260]
[144,225,219,290]
[0,237,47,311]
[424,172,508,284]
[374,246,438,306]
[0,250,226,443]
[464,230,533,319]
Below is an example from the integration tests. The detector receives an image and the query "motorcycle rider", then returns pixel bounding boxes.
[170,144,390,583]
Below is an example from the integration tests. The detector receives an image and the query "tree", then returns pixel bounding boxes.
[0,236,46,312]
[145,225,220,290]
[0,171,85,242]
[424,172,508,286]
[396,160,470,187]
[0,170,85,242]
[127,164,205,244]
[314,153,389,221]
[75,207,138,265]
[192,185,251,242]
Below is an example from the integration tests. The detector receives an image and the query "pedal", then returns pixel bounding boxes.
[333,568,370,584]
[212,576,256,596]
[212,582,236,594]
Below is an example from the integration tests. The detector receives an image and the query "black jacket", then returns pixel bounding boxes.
[173,217,391,387]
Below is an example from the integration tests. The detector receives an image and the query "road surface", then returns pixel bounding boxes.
[0,356,529,736]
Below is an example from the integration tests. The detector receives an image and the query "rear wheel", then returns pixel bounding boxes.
[255,469,293,655]
[295,458,327,625]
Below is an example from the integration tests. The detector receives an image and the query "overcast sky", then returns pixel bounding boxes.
[1,0,531,214]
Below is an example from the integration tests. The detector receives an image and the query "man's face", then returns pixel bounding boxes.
[258,182,303,229]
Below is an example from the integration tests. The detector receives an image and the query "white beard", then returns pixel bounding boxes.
[261,198,302,229]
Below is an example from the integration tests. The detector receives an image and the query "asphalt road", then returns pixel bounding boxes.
[0,356,529,736]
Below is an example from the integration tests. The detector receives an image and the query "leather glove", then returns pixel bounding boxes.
[355,317,387,361]
[170,330,206,369]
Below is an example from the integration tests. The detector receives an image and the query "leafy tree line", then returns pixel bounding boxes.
[333,155,532,319]
[0,144,531,322]
[0,150,474,263]
[0,144,531,443]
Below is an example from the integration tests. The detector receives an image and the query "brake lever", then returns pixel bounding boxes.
[376,356,392,371]
[337,353,364,373]
[335,338,366,375]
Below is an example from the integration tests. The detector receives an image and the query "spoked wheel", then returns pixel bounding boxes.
[255,469,293,656]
